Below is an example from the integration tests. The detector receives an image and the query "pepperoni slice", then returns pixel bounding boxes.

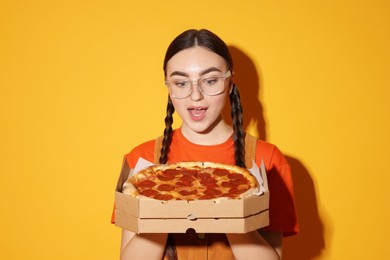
[200,177,217,188]
[196,172,210,179]
[227,173,244,180]
[157,169,181,181]
[204,188,222,196]
[137,180,157,188]
[226,174,249,185]
[157,174,174,181]
[178,190,197,196]
[230,178,249,185]
[213,169,229,176]
[180,170,198,176]
[140,189,159,197]
[175,182,187,187]
[179,175,195,187]
[154,194,174,201]
[199,194,216,200]
[180,175,195,182]
[229,186,250,194]
[157,184,175,191]
[221,181,237,188]
[164,169,181,176]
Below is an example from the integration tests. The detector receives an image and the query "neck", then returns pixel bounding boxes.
[180,120,233,145]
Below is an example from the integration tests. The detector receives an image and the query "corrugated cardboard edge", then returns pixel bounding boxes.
[117,210,269,234]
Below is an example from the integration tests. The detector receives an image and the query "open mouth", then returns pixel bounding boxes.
[188,107,207,120]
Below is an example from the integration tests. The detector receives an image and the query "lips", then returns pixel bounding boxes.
[188,106,207,121]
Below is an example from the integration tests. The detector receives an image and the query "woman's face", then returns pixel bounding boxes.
[165,46,232,135]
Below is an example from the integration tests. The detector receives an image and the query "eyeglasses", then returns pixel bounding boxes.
[165,71,232,99]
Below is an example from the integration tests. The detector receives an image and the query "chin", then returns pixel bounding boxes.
[189,126,212,134]
[183,121,213,134]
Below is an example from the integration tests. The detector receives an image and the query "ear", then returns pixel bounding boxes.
[228,79,235,95]
[228,71,235,94]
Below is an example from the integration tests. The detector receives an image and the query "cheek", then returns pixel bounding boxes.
[211,95,229,111]
[170,98,185,113]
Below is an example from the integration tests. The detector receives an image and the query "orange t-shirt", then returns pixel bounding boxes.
[114,129,298,236]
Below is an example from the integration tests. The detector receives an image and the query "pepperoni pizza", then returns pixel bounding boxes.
[122,162,259,200]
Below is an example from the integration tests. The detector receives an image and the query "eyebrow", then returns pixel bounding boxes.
[169,67,222,77]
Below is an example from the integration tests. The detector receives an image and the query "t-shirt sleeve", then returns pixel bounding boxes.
[125,139,156,168]
[257,142,299,236]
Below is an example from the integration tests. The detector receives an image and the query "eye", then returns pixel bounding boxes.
[172,80,190,88]
[202,77,219,86]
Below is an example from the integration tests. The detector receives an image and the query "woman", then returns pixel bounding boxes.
[116,29,298,259]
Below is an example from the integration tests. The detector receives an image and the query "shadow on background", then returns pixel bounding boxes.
[227,46,326,259]
[283,157,326,260]
[224,46,267,141]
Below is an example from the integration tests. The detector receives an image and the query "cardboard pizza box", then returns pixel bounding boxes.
[114,161,269,234]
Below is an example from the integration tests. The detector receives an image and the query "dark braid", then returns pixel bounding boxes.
[164,234,177,260]
[229,84,246,168]
[160,96,177,260]
[159,95,175,164]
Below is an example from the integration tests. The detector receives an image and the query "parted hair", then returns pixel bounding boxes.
[160,29,246,260]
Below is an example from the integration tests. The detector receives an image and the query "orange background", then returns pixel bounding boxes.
[1,0,389,259]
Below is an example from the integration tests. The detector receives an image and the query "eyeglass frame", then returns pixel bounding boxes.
[164,70,232,99]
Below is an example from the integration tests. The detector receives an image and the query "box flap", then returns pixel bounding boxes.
[115,160,131,192]
[260,159,269,191]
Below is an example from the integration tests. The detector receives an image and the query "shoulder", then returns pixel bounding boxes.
[254,139,289,170]
[124,139,156,168]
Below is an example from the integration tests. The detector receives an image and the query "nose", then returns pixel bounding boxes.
[189,82,204,101]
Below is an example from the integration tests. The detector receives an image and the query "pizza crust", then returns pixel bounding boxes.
[122,181,138,197]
